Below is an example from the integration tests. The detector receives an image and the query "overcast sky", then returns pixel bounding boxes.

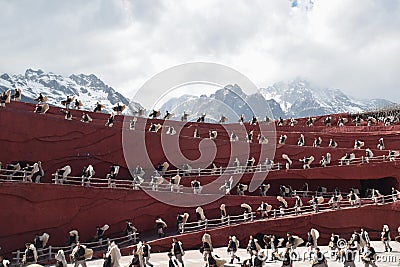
[1,0,399,103]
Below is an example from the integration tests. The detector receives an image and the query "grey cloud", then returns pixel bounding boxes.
[0,0,399,103]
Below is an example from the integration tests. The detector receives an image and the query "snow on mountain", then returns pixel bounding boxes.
[161,80,395,121]
[160,84,280,122]
[0,69,394,121]
[0,69,142,114]
[259,79,395,118]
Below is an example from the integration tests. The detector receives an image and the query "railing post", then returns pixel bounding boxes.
[219,166,222,175]
[205,219,208,229]
[277,163,280,170]
[361,156,364,163]
[273,209,276,219]
[250,212,254,221]
[227,216,230,226]
[48,246,52,260]
[358,200,361,208]
[198,168,201,176]
[16,250,21,265]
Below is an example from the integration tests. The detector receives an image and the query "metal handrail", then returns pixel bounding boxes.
[0,168,33,182]
[179,193,399,234]
[292,190,348,198]
[160,153,398,179]
[43,154,397,196]
[1,149,397,191]
[51,175,189,193]
[7,185,399,266]
[181,212,256,233]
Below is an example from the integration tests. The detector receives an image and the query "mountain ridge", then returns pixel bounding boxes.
[160,80,395,121]
[0,69,142,114]
[0,69,394,120]
[259,79,394,118]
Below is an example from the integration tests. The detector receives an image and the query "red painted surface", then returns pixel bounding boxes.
[1,102,400,255]
[131,201,400,255]
[1,101,400,182]
[0,182,296,254]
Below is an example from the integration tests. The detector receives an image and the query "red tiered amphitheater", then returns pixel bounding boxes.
[0,101,400,256]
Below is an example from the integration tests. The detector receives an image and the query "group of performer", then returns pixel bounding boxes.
[1,90,127,126]
[143,143,396,181]
[7,210,400,267]
[13,222,137,267]
[53,152,400,192]
[53,165,121,188]
[0,161,44,183]
[160,186,400,240]
[7,186,398,266]
[3,90,400,133]
[278,112,400,127]
[0,88,21,108]
[7,203,400,267]
[232,227,392,266]
[130,225,398,267]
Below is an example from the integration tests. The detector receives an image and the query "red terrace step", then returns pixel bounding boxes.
[7,100,400,137]
[121,201,400,255]
[1,101,400,253]
[276,130,400,151]
[176,160,400,196]
[1,177,398,255]
[0,181,299,254]
[1,102,399,179]
[4,101,400,150]
[1,101,399,185]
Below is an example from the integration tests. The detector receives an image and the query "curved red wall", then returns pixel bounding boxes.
[129,201,400,254]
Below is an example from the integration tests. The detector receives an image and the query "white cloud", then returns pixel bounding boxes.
[0,0,399,103]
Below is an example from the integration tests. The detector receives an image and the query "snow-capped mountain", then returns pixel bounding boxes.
[0,69,394,121]
[0,69,142,114]
[161,80,395,121]
[259,79,395,118]
[159,84,283,122]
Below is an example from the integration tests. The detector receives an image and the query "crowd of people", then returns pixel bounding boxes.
[6,91,400,137]
[2,177,397,267]
[4,92,400,187]
[7,189,398,267]
[154,185,399,236]
[1,90,128,127]
[14,89,400,128]
[4,92,400,267]
[3,221,137,267]
[28,225,397,267]
[50,157,400,195]
[0,161,44,183]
